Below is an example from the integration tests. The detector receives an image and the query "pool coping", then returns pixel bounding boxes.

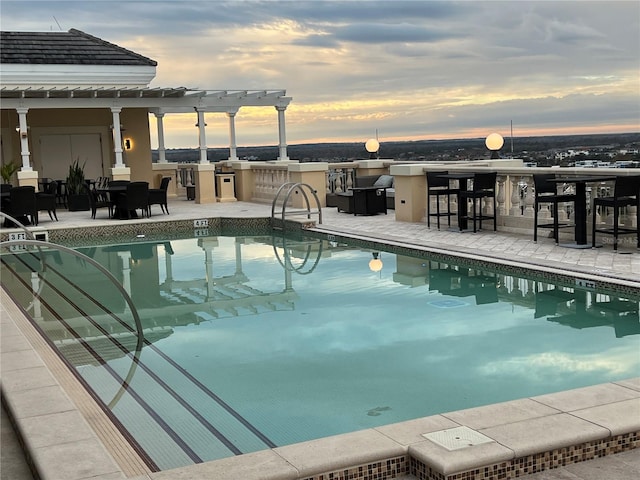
[1,217,639,479]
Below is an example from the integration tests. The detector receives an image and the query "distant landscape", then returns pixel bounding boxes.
[153,132,640,166]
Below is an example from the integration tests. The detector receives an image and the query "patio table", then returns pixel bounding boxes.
[437,172,476,230]
[548,175,615,248]
[350,187,387,216]
[97,185,134,219]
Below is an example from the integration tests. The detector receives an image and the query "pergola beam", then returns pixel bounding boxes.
[1,87,291,110]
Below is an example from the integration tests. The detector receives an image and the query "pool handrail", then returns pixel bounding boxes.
[272,233,324,275]
[0,237,144,408]
[0,212,38,240]
[271,181,322,227]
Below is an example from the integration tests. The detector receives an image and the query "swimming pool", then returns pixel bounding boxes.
[2,231,639,471]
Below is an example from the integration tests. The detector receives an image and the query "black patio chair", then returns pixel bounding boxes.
[426,170,459,229]
[592,175,640,250]
[533,173,576,244]
[55,180,67,207]
[458,172,497,233]
[8,185,38,225]
[88,186,113,219]
[108,180,131,189]
[148,176,171,215]
[36,180,59,221]
[113,181,149,219]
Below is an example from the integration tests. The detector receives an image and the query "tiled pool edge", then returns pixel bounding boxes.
[306,225,640,297]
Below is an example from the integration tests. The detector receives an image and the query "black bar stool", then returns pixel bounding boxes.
[426,171,459,229]
[592,175,640,250]
[533,174,576,244]
[459,172,497,233]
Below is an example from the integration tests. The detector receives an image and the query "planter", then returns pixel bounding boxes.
[67,194,90,212]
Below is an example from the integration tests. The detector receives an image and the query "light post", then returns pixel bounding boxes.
[485,133,504,159]
[365,138,380,159]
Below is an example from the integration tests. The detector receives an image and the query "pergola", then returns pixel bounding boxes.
[1,86,293,172]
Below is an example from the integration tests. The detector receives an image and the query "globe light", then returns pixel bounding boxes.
[368,252,383,272]
[365,138,380,159]
[485,133,504,159]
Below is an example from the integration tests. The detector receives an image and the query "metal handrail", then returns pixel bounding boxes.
[0,212,38,240]
[271,181,322,227]
[0,237,144,408]
[272,233,323,275]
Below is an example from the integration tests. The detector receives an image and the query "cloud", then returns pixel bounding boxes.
[478,349,637,380]
[2,0,638,146]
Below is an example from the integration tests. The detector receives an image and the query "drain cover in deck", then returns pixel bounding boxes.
[422,426,494,451]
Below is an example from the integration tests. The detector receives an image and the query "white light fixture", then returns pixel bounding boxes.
[15,126,28,138]
[365,138,380,159]
[368,252,383,273]
[485,133,504,159]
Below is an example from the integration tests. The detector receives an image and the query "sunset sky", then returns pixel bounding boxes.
[2,0,639,148]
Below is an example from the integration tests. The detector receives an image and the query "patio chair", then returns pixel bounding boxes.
[533,173,576,244]
[426,170,459,229]
[592,175,640,250]
[8,185,38,225]
[148,176,171,215]
[88,186,113,219]
[108,180,131,188]
[36,180,59,221]
[458,172,497,233]
[54,179,67,207]
[113,181,149,219]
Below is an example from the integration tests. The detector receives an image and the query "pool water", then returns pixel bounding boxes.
[2,233,639,471]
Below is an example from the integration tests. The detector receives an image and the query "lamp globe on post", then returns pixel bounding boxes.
[368,252,383,273]
[485,133,504,159]
[365,138,380,159]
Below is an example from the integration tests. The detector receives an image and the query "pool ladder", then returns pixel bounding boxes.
[271,182,322,229]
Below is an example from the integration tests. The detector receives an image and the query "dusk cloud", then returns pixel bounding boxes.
[1,0,638,147]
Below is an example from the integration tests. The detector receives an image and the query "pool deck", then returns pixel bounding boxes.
[1,198,639,480]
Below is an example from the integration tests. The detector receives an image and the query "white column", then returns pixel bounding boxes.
[204,246,214,299]
[111,107,125,167]
[118,252,132,296]
[276,106,289,161]
[235,239,243,274]
[196,109,208,164]
[30,272,42,320]
[227,112,239,161]
[155,113,167,163]
[16,108,32,171]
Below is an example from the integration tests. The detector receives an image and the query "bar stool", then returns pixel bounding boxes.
[592,175,640,250]
[426,170,459,229]
[459,172,497,233]
[533,173,576,243]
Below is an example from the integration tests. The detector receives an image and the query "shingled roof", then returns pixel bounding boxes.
[0,28,157,66]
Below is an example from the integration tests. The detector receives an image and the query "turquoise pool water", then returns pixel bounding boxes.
[2,232,639,471]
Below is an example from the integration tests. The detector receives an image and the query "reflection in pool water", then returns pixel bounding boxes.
[2,233,638,471]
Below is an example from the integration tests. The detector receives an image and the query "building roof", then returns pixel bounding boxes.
[0,28,157,67]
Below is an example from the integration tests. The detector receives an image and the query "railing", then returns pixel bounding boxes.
[326,163,358,195]
[176,164,195,194]
[169,160,636,238]
[252,164,290,203]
